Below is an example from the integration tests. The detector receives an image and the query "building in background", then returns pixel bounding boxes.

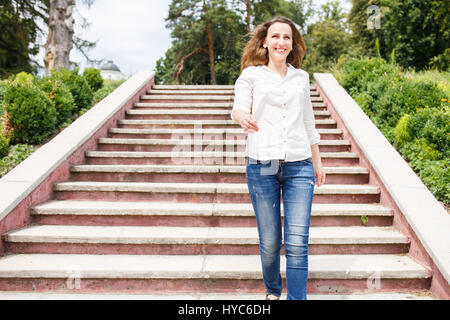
[100,60,125,80]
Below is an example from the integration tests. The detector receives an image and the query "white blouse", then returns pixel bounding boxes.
[231,64,321,161]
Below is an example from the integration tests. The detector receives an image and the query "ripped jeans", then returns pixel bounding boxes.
[246,157,315,300]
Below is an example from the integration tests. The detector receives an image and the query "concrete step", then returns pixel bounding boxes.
[141,95,234,101]
[0,254,431,293]
[53,181,380,203]
[3,225,409,255]
[0,291,436,300]
[84,151,360,166]
[108,127,342,140]
[149,90,234,95]
[96,138,349,153]
[152,85,235,90]
[150,84,316,91]
[70,164,369,184]
[117,119,337,129]
[31,201,394,227]
[134,102,234,109]
[132,101,327,110]
[125,109,331,120]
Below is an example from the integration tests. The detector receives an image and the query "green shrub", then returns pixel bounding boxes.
[334,57,400,95]
[407,106,450,157]
[0,144,34,177]
[429,48,450,72]
[335,56,450,205]
[394,114,412,146]
[401,137,443,166]
[373,78,443,127]
[0,134,9,158]
[418,159,450,204]
[2,80,58,144]
[14,72,34,83]
[83,68,104,92]
[36,75,76,126]
[50,68,93,111]
[92,79,125,105]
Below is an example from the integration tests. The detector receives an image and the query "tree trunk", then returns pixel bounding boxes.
[203,0,216,85]
[246,0,251,33]
[206,25,217,85]
[44,0,75,73]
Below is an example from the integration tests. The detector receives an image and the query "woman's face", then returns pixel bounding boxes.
[263,22,293,64]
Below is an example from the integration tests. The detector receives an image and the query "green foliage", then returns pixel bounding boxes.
[393,114,412,145]
[14,72,34,83]
[360,215,369,225]
[347,0,387,58]
[0,134,9,158]
[36,75,76,125]
[50,68,93,111]
[374,78,443,127]
[348,0,448,71]
[0,0,42,78]
[2,80,58,144]
[416,159,450,204]
[83,68,104,92]
[335,56,399,94]
[302,16,351,75]
[0,144,34,177]
[335,56,450,204]
[92,79,125,105]
[383,0,448,71]
[429,48,450,72]
[404,69,450,97]
[399,139,449,203]
[407,106,450,158]
[158,0,317,85]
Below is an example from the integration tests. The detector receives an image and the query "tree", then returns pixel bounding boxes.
[347,0,387,58]
[0,0,46,78]
[158,0,245,85]
[157,0,318,85]
[383,0,449,70]
[302,1,351,74]
[44,0,75,72]
[44,0,96,73]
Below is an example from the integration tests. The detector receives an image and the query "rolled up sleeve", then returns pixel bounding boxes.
[231,68,253,121]
[303,73,321,146]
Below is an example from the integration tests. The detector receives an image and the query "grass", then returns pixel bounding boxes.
[404,69,450,98]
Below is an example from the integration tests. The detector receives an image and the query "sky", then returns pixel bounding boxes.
[33,0,352,77]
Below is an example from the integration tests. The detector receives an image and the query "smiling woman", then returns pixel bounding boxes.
[231,16,325,301]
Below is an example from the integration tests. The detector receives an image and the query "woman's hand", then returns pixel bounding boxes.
[314,164,326,187]
[232,109,259,133]
[310,143,325,187]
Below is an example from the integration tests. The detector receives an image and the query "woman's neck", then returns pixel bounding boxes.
[267,60,288,78]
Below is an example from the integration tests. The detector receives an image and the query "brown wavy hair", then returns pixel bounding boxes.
[240,16,306,72]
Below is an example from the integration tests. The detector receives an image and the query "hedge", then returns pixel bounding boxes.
[0,69,123,178]
[334,56,449,204]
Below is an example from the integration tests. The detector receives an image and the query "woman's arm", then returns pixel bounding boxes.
[310,143,325,187]
[232,109,259,133]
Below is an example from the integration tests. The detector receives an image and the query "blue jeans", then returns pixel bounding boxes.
[246,157,315,300]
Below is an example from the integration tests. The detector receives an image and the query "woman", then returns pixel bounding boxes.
[231,16,326,300]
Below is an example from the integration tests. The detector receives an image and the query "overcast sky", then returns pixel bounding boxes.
[33,0,351,77]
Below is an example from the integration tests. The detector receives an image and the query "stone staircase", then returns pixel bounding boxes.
[0,85,434,299]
